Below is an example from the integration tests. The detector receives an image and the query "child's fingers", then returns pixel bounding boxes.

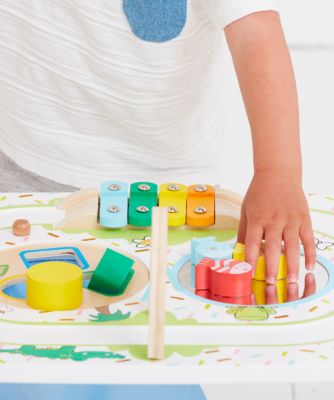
[265,284,278,304]
[245,224,263,269]
[283,225,300,283]
[264,227,283,284]
[302,273,316,298]
[300,221,316,271]
[287,282,299,302]
[237,204,247,244]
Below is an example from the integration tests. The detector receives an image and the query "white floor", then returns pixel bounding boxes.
[202,383,334,400]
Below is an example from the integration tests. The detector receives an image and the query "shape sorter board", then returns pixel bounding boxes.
[0,193,334,384]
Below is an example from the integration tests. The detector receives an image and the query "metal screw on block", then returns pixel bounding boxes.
[136,206,149,213]
[195,185,208,193]
[138,184,151,191]
[168,206,178,214]
[168,184,180,192]
[108,206,120,213]
[108,184,121,191]
[194,206,207,214]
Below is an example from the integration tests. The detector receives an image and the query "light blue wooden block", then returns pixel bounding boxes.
[191,237,216,265]
[99,181,128,228]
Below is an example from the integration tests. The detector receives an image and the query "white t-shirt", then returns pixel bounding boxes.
[0,0,278,187]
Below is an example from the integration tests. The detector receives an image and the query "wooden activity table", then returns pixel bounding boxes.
[0,191,333,384]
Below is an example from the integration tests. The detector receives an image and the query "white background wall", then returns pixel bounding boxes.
[218,0,334,196]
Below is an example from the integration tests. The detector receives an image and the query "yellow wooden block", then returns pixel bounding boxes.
[159,183,187,227]
[276,278,288,303]
[233,242,287,281]
[27,262,83,311]
[233,242,245,262]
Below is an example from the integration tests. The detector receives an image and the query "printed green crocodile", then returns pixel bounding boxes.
[0,345,125,362]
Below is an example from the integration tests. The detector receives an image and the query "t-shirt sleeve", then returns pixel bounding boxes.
[207,0,280,29]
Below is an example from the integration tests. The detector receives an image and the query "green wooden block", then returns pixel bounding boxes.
[128,182,158,226]
[88,249,135,296]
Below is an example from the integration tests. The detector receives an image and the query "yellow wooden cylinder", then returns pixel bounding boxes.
[26,262,83,311]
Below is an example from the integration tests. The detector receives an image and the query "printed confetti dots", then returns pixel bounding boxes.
[170,296,184,301]
[204,349,219,354]
[47,232,60,238]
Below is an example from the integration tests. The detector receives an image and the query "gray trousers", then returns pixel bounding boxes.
[0,151,76,192]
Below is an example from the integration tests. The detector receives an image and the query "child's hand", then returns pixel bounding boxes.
[237,171,316,284]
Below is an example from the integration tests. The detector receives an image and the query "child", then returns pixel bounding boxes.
[0,1,315,399]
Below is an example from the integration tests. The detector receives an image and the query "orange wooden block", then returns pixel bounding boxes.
[186,184,215,227]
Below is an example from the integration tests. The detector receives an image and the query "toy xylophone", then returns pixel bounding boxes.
[56,181,243,231]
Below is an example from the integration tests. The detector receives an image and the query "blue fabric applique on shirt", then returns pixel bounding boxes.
[123,0,187,43]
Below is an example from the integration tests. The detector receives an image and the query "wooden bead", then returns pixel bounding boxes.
[12,219,31,237]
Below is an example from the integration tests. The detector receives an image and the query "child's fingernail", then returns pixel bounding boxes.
[289,274,299,283]
[306,263,315,271]
[266,277,276,285]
